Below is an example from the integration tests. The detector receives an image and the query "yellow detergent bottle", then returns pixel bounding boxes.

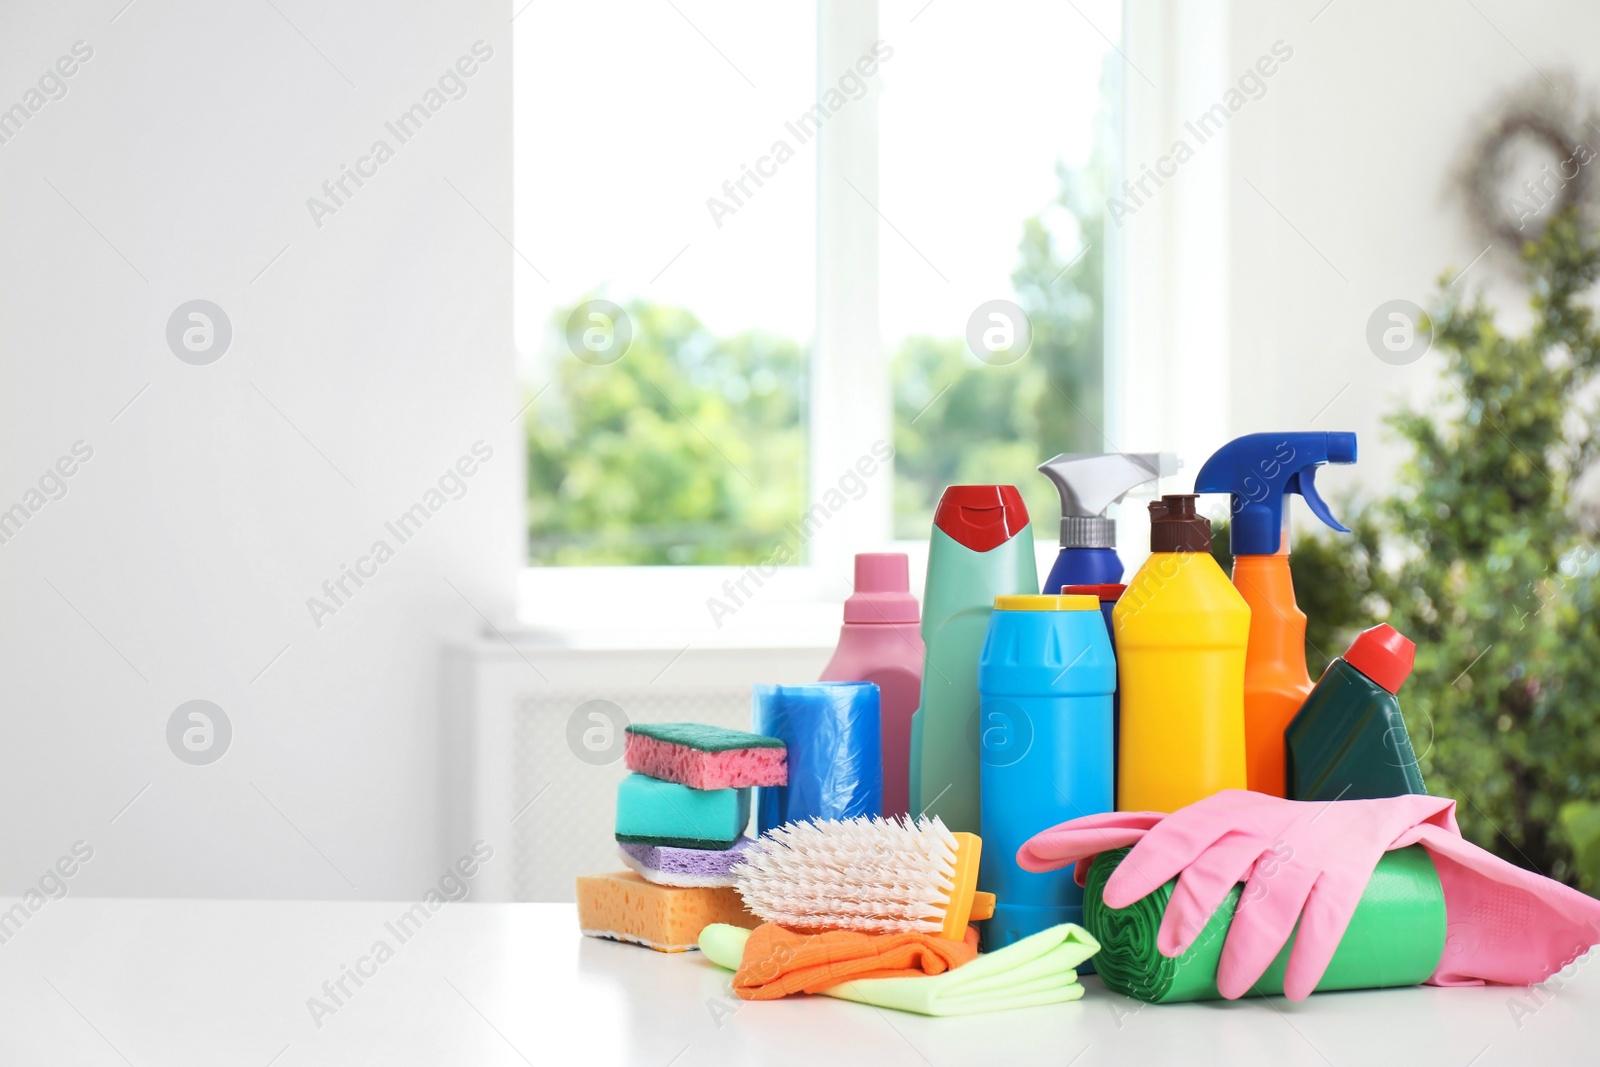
[1113,494,1249,812]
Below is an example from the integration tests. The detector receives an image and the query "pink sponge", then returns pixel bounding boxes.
[624,723,787,790]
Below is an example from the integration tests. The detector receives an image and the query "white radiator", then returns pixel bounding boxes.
[442,639,831,901]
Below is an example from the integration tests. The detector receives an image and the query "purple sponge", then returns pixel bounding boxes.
[617,837,753,888]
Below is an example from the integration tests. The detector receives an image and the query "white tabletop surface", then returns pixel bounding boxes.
[0,898,1592,1066]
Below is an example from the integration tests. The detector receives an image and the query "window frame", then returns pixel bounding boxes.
[517,0,1123,643]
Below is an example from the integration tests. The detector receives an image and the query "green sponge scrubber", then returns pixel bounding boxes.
[615,773,750,850]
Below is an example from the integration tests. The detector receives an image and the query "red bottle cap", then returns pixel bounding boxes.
[1061,583,1127,603]
[933,485,1030,553]
[1343,623,1416,694]
[843,553,920,624]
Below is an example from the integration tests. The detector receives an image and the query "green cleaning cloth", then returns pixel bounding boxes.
[699,922,1101,1016]
[1082,845,1447,1003]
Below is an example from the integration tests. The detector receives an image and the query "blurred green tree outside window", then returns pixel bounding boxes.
[526,305,809,565]
[891,162,1108,539]
[1265,213,1600,892]
[526,152,1111,565]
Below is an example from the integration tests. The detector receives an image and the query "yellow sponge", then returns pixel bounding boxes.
[575,870,759,952]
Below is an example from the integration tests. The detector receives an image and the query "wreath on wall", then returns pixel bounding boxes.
[1459,73,1599,249]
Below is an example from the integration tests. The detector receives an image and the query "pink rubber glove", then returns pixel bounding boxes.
[1015,809,1165,886]
[1107,791,1459,1000]
[1020,790,1460,1000]
[1393,823,1600,987]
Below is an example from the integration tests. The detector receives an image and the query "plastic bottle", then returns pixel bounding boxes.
[1194,432,1358,797]
[819,553,925,820]
[978,594,1115,947]
[1061,583,1125,798]
[1113,495,1249,813]
[910,485,1037,833]
[1038,453,1181,594]
[1286,623,1427,802]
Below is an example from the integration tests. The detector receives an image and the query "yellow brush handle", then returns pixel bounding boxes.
[939,832,986,940]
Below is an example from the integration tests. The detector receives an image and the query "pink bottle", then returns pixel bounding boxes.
[820,553,925,819]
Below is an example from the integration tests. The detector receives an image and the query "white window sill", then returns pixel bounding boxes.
[514,565,848,651]
[510,538,1089,652]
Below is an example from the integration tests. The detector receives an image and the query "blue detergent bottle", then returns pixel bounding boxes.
[1037,452,1181,593]
[978,594,1115,949]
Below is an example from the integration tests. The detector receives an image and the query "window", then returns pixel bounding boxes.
[515,1,818,567]
[515,1,1121,630]
[880,0,1119,539]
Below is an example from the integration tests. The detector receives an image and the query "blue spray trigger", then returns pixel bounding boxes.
[1287,468,1349,534]
[1194,432,1357,555]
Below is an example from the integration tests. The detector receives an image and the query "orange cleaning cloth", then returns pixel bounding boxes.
[733,923,980,1000]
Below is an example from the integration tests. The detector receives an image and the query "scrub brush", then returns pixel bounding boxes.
[732,816,996,941]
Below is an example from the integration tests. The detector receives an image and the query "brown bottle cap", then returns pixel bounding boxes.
[1149,494,1211,552]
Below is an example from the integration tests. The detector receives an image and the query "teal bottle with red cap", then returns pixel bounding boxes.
[909,485,1037,833]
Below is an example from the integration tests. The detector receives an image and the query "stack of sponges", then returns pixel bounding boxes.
[575,722,787,952]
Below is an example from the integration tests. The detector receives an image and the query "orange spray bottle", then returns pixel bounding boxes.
[1194,432,1357,797]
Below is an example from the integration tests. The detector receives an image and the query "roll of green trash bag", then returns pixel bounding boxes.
[1083,845,1446,1002]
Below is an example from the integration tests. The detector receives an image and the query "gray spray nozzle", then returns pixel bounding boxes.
[1037,452,1183,548]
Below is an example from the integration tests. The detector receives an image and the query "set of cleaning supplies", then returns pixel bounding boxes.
[1037,452,1180,591]
[911,485,1037,832]
[575,722,785,951]
[753,683,881,832]
[819,553,924,819]
[1194,432,1359,797]
[571,426,1600,1017]
[1114,494,1251,812]
[1286,623,1426,802]
[977,594,1115,948]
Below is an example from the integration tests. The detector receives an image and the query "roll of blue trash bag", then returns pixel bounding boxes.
[754,682,882,833]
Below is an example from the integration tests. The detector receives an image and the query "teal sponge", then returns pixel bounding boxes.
[615,773,750,850]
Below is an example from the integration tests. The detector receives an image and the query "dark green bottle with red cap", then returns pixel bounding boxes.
[1285,623,1428,802]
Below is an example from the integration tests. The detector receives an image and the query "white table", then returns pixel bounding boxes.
[0,899,1590,1066]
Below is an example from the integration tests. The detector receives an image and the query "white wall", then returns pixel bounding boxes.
[0,1,516,898]
[1118,0,1600,534]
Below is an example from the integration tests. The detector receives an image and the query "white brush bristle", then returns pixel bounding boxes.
[732,816,960,935]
